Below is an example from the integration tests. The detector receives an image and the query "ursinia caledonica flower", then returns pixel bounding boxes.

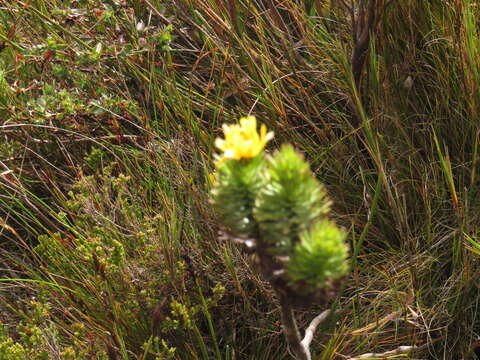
[214,116,273,166]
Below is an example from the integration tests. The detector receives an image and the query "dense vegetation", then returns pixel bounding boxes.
[1,0,480,359]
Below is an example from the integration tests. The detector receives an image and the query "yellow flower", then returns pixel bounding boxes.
[214,116,274,166]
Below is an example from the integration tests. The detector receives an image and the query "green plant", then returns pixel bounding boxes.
[211,116,349,359]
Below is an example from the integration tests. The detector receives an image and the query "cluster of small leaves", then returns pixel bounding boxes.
[255,145,332,253]
[25,85,86,122]
[28,150,229,358]
[0,1,153,127]
[287,220,349,288]
[163,300,197,331]
[210,155,265,237]
[141,336,176,360]
[34,162,133,279]
[0,301,108,360]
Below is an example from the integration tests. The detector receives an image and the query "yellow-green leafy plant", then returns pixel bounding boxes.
[210,116,349,360]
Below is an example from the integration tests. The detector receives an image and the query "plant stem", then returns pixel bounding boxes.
[278,293,310,360]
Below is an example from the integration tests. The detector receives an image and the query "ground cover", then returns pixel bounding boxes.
[1,1,480,359]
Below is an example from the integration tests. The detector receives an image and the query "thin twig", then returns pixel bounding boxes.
[278,288,333,360]
[301,309,331,349]
[218,231,257,252]
[348,345,417,359]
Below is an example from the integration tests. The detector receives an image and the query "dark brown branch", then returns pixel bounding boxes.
[277,290,332,360]
[278,294,310,360]
[351,0,383,87]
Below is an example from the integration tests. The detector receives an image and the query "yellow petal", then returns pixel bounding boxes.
[260,124,266,138]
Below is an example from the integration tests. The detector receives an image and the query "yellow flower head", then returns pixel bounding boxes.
[215,116,274,166]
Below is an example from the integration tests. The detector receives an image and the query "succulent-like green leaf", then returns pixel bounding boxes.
[211,155,265,236]
[254,144,331,254]
[286,220,349,289]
